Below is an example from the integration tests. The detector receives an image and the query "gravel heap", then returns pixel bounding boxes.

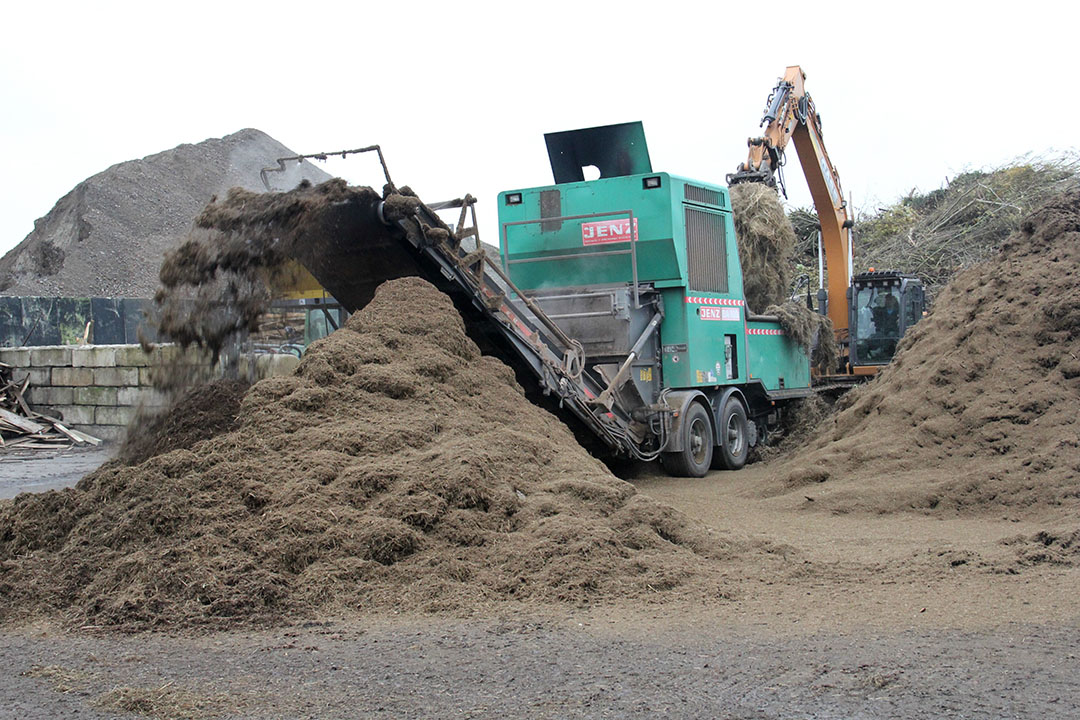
[0,129,331,298]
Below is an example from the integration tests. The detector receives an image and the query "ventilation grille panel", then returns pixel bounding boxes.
[684,184,725,207]
[685,207,728,293]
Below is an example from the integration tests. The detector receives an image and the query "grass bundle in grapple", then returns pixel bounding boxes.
[730,183,836,371]
[763,302,837,373]
[729,183,795,314]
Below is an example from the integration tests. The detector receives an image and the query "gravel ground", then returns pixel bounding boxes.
[2,616,1077,719]
[0,446,112,499]
[2,448,1078,718]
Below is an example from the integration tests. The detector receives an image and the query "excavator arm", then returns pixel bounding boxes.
[729,66,852,340]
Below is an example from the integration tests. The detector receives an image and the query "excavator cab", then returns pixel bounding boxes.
[848,271,924,368]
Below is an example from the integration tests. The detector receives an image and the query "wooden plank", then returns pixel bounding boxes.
[29,410,63,423]
[60,424,103,446]
[52,422,86,446]
[14,380,33,417]
[51,423,82,444]
[0,407,46,434]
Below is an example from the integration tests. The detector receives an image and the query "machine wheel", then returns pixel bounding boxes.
[711,396,749,471]
[663,402,714,478]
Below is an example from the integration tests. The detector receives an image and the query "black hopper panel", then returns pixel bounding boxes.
[544,122,652,185]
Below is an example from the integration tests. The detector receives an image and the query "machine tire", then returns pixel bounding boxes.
[711,396,749,471]
[663,402,714,478]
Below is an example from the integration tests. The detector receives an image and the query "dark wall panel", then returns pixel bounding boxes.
[0,296,154,347]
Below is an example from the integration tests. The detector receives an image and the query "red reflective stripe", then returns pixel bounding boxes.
[684,296,745,306]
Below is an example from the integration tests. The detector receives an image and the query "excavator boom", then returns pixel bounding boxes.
[729,66,852,340]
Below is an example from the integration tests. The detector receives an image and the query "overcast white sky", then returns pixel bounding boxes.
[1,1,1076,255]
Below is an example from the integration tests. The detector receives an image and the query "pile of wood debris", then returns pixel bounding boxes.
[0,362,100,450]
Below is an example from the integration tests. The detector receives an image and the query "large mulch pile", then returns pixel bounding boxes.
[0,278,759,631]
[771,190,1080,518]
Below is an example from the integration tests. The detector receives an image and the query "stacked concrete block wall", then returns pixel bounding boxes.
[0,345,299,443]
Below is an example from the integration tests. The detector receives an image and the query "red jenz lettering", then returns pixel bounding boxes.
[581,218,639,245]
[700,307,725,321]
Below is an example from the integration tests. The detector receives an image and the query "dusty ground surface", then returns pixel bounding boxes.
[0,446,113,500]
[2,459,1077,719]
[3,614,1076,719]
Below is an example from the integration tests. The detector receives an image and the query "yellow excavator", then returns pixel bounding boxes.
[728,65,924,377]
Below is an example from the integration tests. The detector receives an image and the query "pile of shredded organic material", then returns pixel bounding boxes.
[752,394,832,464]
[117,379,249,466]
[730,183,836,370]
[0,278,760,631]
[770,190,1080,519]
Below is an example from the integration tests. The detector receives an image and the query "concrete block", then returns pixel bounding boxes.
[28,386,73,406]
[31,405,62,421]
[51,367,95,387]
[96,405,136,426]
[246,353,300,379]
[71,424,126,444]
[186,365,217,383]
[187,347,214,365]
[74,386,118,406]
[92,367,139,387]
[52,404,96,425]
[0,347,31,367]
[71,346,118,368]
[29,346,73,367]
[17,368,52,388]
[153,344,210,365]
[147,344,179,364]
[139,364,211,388]
[113,345,155,367]
[117,386,167,407]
